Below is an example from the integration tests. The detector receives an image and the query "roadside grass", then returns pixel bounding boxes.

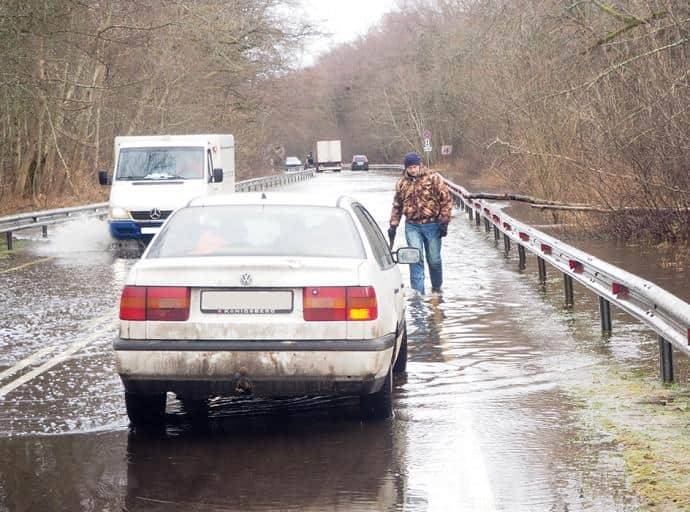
[577,367,690,510]
[0,238,30,255]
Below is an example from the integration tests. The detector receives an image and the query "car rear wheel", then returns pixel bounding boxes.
[359,365,393,420]
[393,322,408,374]
[125,392,166,425]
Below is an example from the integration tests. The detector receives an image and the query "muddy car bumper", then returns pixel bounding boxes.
[114,335,395,398]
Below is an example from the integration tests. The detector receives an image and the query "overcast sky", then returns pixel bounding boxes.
[297,0,399,66]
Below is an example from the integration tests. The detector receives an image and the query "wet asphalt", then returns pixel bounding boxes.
[1,171,688,511]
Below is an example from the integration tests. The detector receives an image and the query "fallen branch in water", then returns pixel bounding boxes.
[465,192,689,214]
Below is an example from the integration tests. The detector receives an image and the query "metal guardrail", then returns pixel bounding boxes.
[235,169,313,191]
[443,177,690,381]
[0,203,110,249]
[0,170,315,249]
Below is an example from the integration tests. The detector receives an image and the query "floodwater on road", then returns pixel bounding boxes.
[1,171,686,510]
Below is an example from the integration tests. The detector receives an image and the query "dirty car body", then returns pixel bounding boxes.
[114,193,418,423]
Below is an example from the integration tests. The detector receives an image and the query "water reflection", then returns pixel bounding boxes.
[125,406,406,512]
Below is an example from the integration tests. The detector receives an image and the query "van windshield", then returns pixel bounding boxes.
[115,147,205,180]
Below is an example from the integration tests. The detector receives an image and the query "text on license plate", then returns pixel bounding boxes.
[200,290,293,314]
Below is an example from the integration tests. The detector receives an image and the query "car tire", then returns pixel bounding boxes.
[359,365,393,420]
[393,322,407,374]
[125,392,166,425]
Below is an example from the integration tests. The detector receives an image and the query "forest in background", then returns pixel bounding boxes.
[1,0,688,241]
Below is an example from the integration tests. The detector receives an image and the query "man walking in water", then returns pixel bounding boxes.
[388,151,453,294]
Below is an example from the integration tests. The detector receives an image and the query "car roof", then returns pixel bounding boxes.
[187,192,356,209]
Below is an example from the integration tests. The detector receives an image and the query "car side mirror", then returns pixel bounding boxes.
[393,247,420,264]
[98,170,110,186]
[212,168,223,183]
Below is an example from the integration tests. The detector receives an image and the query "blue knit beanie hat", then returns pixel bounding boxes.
[403,152,422,168]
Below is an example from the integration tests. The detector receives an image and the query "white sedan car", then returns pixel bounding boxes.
[115,193,419,425]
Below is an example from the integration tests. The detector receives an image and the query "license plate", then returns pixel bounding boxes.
[201,290,293,314]
[140,227,160,235]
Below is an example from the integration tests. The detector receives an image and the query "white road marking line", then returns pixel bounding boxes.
[0,345,62,383]
[0,321,117,397]
[0,256,55,274]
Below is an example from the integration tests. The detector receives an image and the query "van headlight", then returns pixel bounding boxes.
[109,206,130,219]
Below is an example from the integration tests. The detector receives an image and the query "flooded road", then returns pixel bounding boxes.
[1,171,686,510]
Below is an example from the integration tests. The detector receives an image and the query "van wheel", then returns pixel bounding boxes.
[125,392,166,426]
[393,322,407,374]
[359,366,392,420]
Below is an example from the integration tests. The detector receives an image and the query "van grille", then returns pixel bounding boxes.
[131,210,173,221]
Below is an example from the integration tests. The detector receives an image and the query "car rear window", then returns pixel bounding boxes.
[146,205,366,259]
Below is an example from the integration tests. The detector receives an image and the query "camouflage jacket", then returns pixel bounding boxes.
[389,167,453,226]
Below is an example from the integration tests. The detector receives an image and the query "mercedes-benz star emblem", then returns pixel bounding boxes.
[240,273,253,286]
[149,208,161,220]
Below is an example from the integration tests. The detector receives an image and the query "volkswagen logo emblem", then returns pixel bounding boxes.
[149,208,161,220]
[240,273,253,286]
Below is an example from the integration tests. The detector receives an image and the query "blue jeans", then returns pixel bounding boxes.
[405,222,443,294]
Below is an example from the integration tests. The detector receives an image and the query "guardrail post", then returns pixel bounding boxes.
[42,226,48,238]
[493,225,499,243]
[467,206,473,221]
[484,218,491,233]
[503,233,510,253]
[537,256,547,283]
[564,274,574,306]
[474,211,481,226]
[518,245,526,269]
[658,336,674,382]
[599,297,612,333]
[5,232,12,250]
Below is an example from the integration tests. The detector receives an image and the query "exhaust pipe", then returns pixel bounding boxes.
[234,367,253,395]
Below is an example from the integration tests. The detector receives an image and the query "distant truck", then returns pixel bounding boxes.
[314,140,342,172]
[98,134,234,252]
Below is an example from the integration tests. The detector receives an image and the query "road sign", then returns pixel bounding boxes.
[423,140,432,153]
[423,129,432,139]
[441,145,453,156]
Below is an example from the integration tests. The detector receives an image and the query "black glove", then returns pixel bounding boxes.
[387,225,397,247]
[439,223,448,238]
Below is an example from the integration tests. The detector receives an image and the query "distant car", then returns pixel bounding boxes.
[351,155,369,171]
[285,156,302,172]
[115,192,420,425]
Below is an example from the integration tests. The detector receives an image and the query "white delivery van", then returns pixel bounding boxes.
[99,134,234,251]
[314,140,342,172]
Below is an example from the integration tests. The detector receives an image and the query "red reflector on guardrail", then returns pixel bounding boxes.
[519,232,529,241]
[475,203,481,209]
[612,283,629,298]
[503,222,511,231]
[492,215,500,222]
[484,208,490,214]
[569,260,583,273]
[541,244,552,255]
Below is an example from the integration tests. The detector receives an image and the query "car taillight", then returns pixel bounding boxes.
[303,286,377,321]
[347,287,377,320]
[147,287,190,321]
[119,286,190,321]
[303,287,347,321]
[120,286,146,321]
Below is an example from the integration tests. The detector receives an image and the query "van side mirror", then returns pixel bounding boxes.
[98,170,110,186]
[212,168,223,183]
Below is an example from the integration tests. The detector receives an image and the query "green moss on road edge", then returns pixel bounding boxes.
[576,367,690,510]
